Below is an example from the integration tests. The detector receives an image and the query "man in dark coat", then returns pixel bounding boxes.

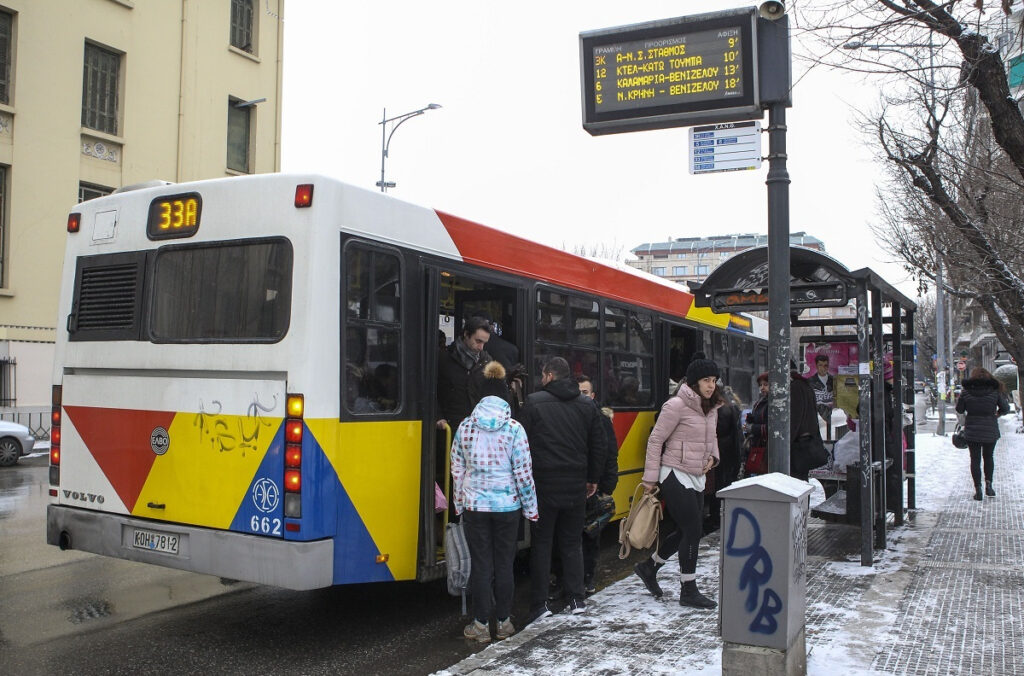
[577,375,618,595]
[706,386,742,532]
[436,316,493,433]
[519,357,605,621]
[790,369,823,481]
[956,367,1010,500]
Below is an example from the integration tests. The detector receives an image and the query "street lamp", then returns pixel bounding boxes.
[844,39,951,434]
[376,103,442,192]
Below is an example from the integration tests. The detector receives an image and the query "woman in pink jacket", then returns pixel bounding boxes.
[633,353,723,609]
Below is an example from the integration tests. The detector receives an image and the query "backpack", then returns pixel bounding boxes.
[444,521,471,615]
[618,484,662,559]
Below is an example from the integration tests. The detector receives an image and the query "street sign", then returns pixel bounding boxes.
[688,121,761,174]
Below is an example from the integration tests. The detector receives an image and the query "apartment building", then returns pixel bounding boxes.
[0,0,284,407]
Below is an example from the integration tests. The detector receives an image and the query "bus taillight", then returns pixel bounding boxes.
[284,392,303,520]
[67,213,81,233]
[50,385,62,487]
[294,184,314,208]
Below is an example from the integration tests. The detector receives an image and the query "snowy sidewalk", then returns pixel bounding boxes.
[437,416,1024,675]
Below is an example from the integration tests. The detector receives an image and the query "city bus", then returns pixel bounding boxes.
[47,173,767,590]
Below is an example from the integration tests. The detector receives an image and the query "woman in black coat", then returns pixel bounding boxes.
[955,367,1010,500]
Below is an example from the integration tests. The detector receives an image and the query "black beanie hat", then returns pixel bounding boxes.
[685,352,720,386]
[479,361,509,398]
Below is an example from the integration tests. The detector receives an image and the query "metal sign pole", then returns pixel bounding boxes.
[766,100,791,474]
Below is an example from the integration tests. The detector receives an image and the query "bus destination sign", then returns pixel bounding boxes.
[580,9,760,135]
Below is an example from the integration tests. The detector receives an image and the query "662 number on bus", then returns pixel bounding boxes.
[250,515,282,535]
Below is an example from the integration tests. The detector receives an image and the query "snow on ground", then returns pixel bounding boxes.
[438,410,1024,675]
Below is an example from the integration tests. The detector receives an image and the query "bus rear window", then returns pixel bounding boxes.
[150,238,293,342]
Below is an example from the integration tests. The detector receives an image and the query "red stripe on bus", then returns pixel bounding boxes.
[63,406,176,511]
[436,211,694,318]
[611,411,639,447]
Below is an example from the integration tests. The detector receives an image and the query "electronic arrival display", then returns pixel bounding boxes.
[580,8,761,135]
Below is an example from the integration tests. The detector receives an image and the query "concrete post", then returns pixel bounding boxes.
[717,473,813,675]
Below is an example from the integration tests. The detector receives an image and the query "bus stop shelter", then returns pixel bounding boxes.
[690,246,917,565]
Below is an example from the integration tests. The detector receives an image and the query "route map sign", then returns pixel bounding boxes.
[688,121,762,174]
[580,8,761,135]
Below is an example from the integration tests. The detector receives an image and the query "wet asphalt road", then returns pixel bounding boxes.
[0,454,641,675]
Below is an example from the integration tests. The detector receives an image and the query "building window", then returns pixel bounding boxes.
[696,265,709,276]
[82,42,121,135]
[227,99,252,173]
[673,266,687,275]
[653,254,668,259]
[79,182,112,203]
[230,0,255,53]
[0,11,12,105]
[698,252,708,258]
[652,267,666,276]
[0,165,6,287]
[720,252,730,259]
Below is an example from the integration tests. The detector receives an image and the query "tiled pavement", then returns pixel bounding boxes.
[439,417,1024,675]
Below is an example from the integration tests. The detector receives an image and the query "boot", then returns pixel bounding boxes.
[634,559,665,599]
[679,580,717,609]
[986,481,996,497]
[973,485,983,501]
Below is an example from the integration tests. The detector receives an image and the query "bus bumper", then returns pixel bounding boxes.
[47,505,334,590]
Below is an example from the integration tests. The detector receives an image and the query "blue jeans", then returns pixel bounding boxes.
[463,509,521,624]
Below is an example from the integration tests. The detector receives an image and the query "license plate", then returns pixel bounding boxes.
[132,528,180,555]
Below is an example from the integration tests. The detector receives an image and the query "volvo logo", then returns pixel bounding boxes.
[150,427,170,455]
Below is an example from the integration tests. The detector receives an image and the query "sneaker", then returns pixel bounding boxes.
[525,603,553,625]
[567,597,587,614]
[583,576,597,596]
[463,619,491,643]
[496,617,515,640]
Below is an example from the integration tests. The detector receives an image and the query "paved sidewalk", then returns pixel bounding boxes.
[437,416,1024,675]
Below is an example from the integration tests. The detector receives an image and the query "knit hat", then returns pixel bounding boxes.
[479,361,509,398]
[685,352,720,386]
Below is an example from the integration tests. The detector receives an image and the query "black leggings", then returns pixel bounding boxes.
[654,472,704,575]
[968,442,996,485]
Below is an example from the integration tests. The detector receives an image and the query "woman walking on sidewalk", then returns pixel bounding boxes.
[634,353,722,609]
[451,362,539,643]
[955,367,1010,501]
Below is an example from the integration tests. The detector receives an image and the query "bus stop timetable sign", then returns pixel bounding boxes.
[688,121,762,174]
[580,8,761,136]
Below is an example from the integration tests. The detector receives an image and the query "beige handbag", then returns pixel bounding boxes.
[618,484,663,559]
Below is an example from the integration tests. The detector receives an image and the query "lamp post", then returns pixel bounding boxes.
[844,39,950,433]
[376,103,442,193]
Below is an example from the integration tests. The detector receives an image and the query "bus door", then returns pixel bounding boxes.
[663,321,702,401]
[421,264,525,570]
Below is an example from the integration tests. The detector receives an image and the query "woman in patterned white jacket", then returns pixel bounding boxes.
[451,361,539,644]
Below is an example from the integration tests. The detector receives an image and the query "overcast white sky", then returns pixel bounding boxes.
[280,1,915,296]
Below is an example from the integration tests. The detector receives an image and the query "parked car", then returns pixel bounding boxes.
[0,420,36,466]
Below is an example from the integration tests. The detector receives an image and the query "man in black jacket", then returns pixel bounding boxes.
[520,357,605,621]
[577,375,618,595]
[436,317,492,433]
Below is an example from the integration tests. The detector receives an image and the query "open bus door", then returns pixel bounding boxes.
[419,264,526,578]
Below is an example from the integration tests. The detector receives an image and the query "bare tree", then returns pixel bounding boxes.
[792,0,1024,366]
[565,240,628,262]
